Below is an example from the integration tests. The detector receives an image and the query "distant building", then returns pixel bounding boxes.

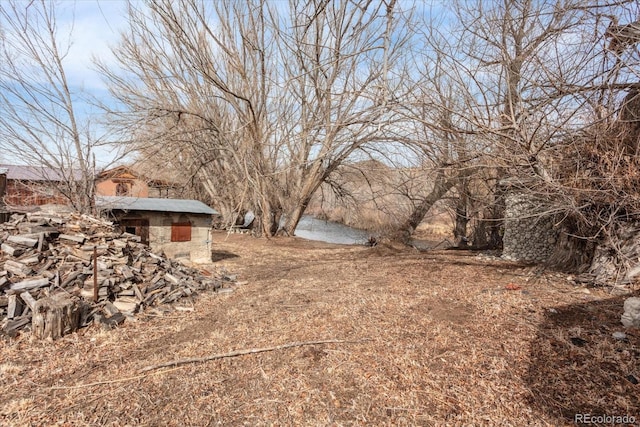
[96,196,219,264]
[0,164,77,206]
[95,166,181,199]
[0,168,9,223]
[95,166,149,198]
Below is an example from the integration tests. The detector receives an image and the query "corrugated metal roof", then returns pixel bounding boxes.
[96,196,219,215]
[0,164,82,181]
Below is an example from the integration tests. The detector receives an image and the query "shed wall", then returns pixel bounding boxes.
[118,211,212,263]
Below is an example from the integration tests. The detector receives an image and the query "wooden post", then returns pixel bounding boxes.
[93,246,98,303]
[32,294,80,340]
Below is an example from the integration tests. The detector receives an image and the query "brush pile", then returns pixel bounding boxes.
[0,211,232,338]
[573,221,640,289]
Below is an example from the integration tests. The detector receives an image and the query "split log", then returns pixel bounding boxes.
[1,243,24,257]
[10,277,49,291]
[20,291,37,311]
[2,317,31,337]
[37,232,45,252]
[19,254,41,265]
[113,298,137,314]
[32,294,81,340]
[7,235,38,247]
[59,234,86,244]
[4,260,32,276]
[7,294,21,319]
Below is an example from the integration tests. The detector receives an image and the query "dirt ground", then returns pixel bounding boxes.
[1,232,639,426]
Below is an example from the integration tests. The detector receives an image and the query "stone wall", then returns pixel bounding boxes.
[502,191,558,263]
[118,211,213,264]
[147,212,212,264]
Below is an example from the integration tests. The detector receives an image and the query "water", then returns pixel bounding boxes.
[293,215,447,249]
[242,211,443,247]
[294,215,371,245]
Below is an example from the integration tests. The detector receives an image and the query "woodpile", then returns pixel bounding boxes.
[0,211,232,339]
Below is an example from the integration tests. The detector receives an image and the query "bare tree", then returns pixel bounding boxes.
[0,0,96,213]
[390,0,638,249]
[100,0,410,236]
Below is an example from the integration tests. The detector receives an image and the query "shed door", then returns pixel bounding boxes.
[120,219,149,245]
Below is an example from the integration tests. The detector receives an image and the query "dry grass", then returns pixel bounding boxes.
[1,232,638,426]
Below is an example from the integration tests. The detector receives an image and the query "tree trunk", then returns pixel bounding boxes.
[280,197,312,236]
[395,170,456,243]
[454,197,469,247]
[487,182,506,250]
[32,294,81,340]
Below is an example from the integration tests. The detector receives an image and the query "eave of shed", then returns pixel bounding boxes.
[96,196,218,215]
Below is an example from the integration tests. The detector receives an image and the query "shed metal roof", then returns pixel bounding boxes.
[96,196,219,215]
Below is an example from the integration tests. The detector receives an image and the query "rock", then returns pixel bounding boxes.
[621,297,640,328]
[612,331,627,340]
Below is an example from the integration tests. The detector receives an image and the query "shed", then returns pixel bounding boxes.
[96,196,219,263]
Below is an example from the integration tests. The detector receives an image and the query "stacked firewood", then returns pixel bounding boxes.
[0,211,233,338]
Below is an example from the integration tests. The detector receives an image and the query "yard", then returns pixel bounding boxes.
[1,232,638,426]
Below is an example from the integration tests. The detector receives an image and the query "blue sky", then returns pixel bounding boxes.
[37,0,130,167]
[57,0,129,94]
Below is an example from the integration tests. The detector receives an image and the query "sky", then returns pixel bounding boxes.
[13,0,131,168]
[57,0,129,94]
[0,1,135,167]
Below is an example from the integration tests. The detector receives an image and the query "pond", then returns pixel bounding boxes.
[293,215,447,249]
[294,215,371,245]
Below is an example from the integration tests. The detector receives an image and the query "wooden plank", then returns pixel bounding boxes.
[9,277,49,291]
[7,235,38,247]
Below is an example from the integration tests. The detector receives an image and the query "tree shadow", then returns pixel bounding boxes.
[524,293,640,425]
[211,250,240,262]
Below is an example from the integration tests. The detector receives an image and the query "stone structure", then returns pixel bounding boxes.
[622,297,640,328]
[96,196,218,263]
[502,190,558,263]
